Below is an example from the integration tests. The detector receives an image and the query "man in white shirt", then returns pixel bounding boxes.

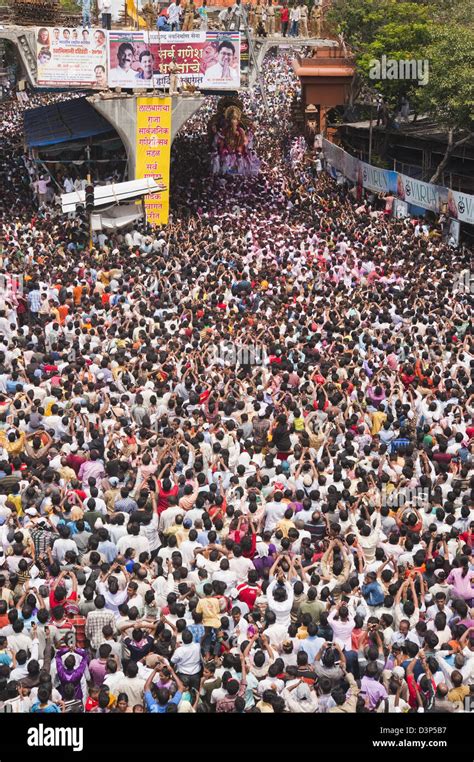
[289,3,300,36]
[159,504,183,533]
[327,603,355,650]
[103,663,126,693]
[229,549,254,583]
[110,42,137,85]
[201,40,238,86]
[267,577,294,628]
[171,630,202,687]
[180,532,201,567]
[168,0,182,30]
[116,525,150,557]
[52,528,77,564]
[263,494,287,532]
[212,558,238,593]
[63,177,75,194]
[349,506,382,564]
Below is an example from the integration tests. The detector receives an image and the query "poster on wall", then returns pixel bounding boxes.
[447,189,474,225]
[108,30,240,90]
[135,97,172,227]
[393,199,409,218]
[240,37,249,73]
[36,27,107,87]
[359,161,398,194]
[448,218,461,247]
[396,173,441,213]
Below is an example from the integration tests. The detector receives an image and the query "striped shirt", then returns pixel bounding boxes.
[27,290,42,313]
[30,526,55,558]
[390,437,411,453]
[85,609,117,649]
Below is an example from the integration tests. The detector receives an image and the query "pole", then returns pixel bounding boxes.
[242,5,269,115]
[368,98,373,164]
[86,143,93,252]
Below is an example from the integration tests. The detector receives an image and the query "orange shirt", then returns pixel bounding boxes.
[58,304,69,325]
[73,285,83,305]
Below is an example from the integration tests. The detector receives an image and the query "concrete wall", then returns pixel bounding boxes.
[0,26,37,85]
[89,94,204,179]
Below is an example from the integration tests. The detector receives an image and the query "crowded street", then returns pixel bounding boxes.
[0,46,472,725]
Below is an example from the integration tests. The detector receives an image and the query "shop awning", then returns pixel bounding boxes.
[24,97,114,148]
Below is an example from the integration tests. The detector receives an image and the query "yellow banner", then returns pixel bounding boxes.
[135,97,172,227]
[126,0,147,27]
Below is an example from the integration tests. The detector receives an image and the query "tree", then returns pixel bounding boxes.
[416,23,474,182]
[327,0,432,110]
[327,0,474,180]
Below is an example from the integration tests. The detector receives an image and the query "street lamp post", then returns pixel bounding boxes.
[368,97,374,164]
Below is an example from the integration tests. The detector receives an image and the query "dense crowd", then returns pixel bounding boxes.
[0,50,472,716]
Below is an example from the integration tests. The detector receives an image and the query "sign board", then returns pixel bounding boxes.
[36,27,107,87]
[108,30,240,90]
[135,97,172,226]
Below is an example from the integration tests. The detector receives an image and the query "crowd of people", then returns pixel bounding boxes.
[0,48,472,716]
[215,0,323,38]
[142,0,324,38]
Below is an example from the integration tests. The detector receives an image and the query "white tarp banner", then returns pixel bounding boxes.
[448,189,474,225]
[93,203,144,230]
[396,174,442,212]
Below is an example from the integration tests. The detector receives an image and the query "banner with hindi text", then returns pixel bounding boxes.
[135,97,172,227]
[108,30,240,90]
[36,27,107,87]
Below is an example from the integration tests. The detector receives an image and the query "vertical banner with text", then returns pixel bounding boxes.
[135,97,172,227]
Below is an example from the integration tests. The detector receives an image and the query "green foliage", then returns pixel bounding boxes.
[417,23,474,132]
[327,0,474,128]
[327,0,430,50]
[59,0,83,13]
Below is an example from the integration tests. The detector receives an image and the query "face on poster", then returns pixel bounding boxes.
[107,31,240,90]
[36,27,107,87]
[240,38,249,72]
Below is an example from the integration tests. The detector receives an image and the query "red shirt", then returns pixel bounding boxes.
[242,532,257,559]
[236,581,261,609]
[400,373,416,387]
[66,453,87,475]
[67,488,87,503]
[281,7,289,21]
[49,588,78,610]
[157,483,179,514]
[460,531,474,548]
[69,614,86,648]
[433,452,452,465]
